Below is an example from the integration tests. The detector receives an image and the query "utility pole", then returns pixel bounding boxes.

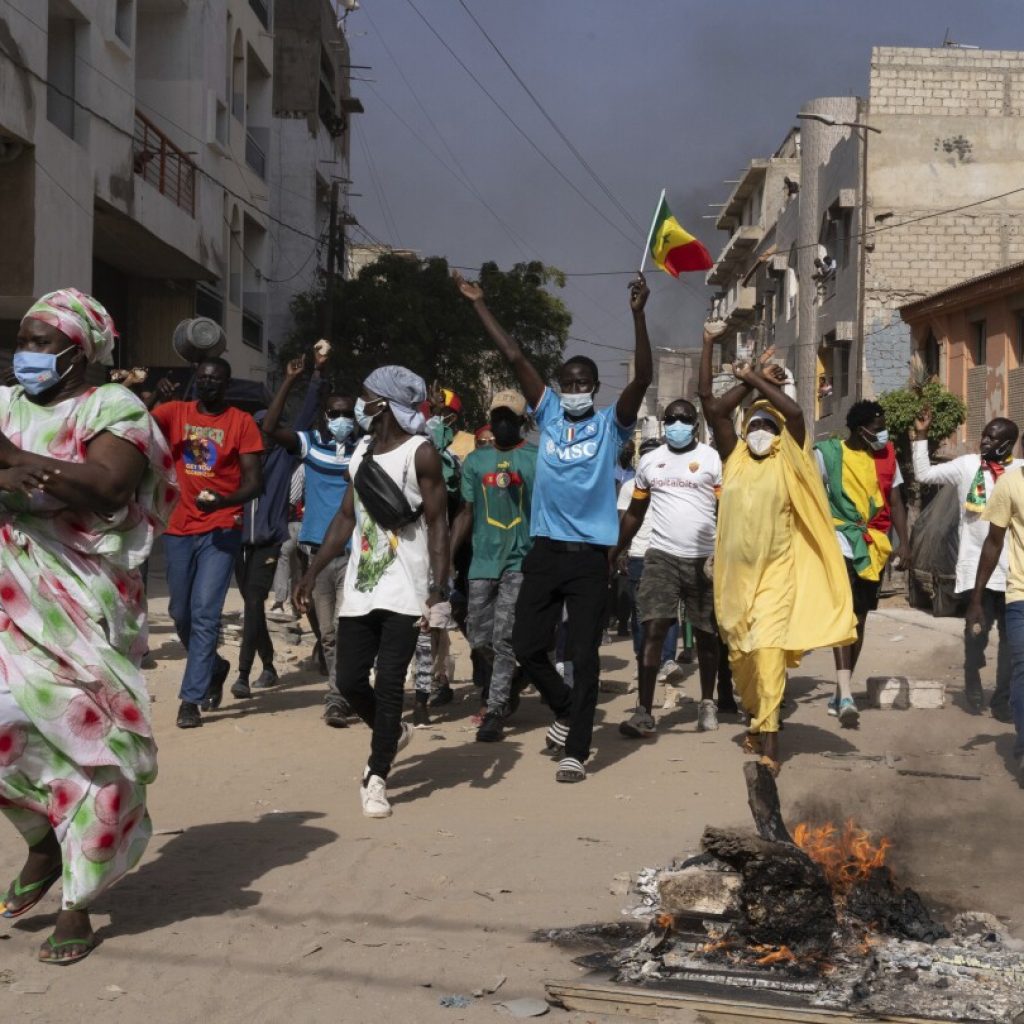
[322,179,340,341]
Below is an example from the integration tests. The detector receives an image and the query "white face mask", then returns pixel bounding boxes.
[746,429,778,457]
[560,391,594,416]
[327,415,355,443]
[355,397,382,433]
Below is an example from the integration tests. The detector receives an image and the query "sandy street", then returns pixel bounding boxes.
[1,577,1021,1024]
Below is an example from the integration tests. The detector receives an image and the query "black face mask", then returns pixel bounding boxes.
[491,420,521,448]
[196,380,225,402]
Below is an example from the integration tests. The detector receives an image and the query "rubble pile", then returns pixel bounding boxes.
[611,841,1024,1023]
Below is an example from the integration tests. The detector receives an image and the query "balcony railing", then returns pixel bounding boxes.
[245,129,266,179]
[132,110,196,217]
[249,0,270,29]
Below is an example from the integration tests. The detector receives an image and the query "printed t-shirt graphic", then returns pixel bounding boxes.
[152,400,263,535]
[461,442,538,578]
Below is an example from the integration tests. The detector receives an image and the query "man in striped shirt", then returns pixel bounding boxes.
[263,355,358,726]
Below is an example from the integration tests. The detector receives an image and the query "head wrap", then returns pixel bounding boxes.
[364,365,427,436]
[21,288,117,365]
[743,401,783,436]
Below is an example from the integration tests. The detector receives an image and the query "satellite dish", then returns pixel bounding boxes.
[172,317,226,363]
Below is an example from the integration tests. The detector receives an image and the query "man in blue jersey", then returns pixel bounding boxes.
[262,354,358,727]
[455,269,653,783]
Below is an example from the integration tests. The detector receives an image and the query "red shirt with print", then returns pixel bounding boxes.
[152,401,263,535]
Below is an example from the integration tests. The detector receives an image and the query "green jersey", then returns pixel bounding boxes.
[460,442,538,579]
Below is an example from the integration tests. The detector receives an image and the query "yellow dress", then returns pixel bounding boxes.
[715,405,857,733]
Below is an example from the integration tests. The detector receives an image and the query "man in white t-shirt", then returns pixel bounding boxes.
[911,407,1019,717]
[295,366,449,819]
[612,399,723,737]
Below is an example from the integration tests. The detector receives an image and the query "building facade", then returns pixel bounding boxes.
[0,0,357,383]
[697,46,1024,437]
[900,260,1024,456]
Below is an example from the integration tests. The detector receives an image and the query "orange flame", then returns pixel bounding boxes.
[655,913,675,931]
[793,819,891,893]
[750,944,797,966]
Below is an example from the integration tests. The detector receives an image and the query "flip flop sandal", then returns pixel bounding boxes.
[741,733,762,756]
[1,867,62,920]
[555,757,586,783]
[38,935,97,966]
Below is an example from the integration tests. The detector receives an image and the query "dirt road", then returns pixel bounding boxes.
[1,587,1020,1023]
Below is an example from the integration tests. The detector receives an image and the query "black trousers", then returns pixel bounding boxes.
[234,542,281,677]
[336,609,420,779]
[512,538,608,763]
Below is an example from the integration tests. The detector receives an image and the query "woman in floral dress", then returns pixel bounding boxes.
[0,289,175,964]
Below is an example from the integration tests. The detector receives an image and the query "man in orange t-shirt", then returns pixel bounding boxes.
[151,357,263,728]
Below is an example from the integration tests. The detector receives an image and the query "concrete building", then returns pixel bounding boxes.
[0,0,359,385]
[697,46,1024,437]
[900,260,1024,456]
[266,0,360,370]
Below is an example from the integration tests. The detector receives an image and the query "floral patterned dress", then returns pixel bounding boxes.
[0,384,176,910]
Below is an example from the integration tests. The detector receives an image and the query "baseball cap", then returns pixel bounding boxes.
[489,389,527,415]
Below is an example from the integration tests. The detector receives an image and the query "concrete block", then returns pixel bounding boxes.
[657,867,742,918]
[866,676,946,710]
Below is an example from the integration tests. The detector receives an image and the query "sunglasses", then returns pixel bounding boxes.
[664,413,697,425]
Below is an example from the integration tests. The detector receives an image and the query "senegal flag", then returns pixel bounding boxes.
[646,192,713,276]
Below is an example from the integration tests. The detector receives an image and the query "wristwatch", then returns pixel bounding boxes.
[428,582,452,601]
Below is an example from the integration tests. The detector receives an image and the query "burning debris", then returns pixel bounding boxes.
[547,764,1024,1023]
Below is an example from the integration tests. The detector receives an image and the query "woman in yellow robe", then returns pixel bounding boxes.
[698,328,856,774]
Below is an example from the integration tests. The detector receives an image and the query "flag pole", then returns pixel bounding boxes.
[639,188,665,274]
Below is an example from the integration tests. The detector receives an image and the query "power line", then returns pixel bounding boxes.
[354,119,400,244]
[455,0,642,236]
[402,0,641,251]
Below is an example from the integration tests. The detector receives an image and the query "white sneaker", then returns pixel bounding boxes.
[658,659,685,685]
[361,773,392,818]
[697,699,719,732]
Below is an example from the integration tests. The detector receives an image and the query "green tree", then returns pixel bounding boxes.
[282,255,570,427]
[878,379,967,464]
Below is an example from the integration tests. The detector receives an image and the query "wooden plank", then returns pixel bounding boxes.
[545,978,953,1024]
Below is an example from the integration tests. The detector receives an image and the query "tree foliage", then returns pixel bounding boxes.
[282,255,571,427]
[879,379,967,461]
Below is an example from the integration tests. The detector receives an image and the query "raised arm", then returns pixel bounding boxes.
[453,271,546,409]
[698,323,747,460]
[733,362,806,448]
[616,274,654,426]
[144,377,179,411]
[909,407,959,486]
[263,358,312,454]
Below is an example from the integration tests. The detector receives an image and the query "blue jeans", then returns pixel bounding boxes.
[1001,600,1024,757]
[627,557,678,663]
[164,529,241,704]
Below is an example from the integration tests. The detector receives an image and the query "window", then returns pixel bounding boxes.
[817,335,835,419]
[1015,313,1024,368]
[115,0,133,46]
[195,285,224,326]
[47,13,76,138]
[973,320,987,367]
[838,209,853,268]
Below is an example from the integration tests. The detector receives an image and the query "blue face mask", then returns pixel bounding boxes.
[13,346,76,396]
[863,427,890,451]
[355,397,381,433]
[327,415,355,443]
[665,422,695,449]
[560,391,594,416]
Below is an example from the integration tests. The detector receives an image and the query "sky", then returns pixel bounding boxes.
[342,0,1024,402]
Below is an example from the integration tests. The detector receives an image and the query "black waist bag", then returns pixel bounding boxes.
[353,439,423,532]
